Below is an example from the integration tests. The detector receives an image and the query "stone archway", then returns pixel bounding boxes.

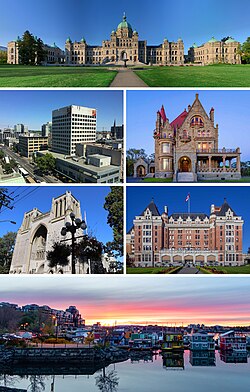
[37,264,45,274]
[121,51,127,61]
[179,156,192,172]
[137,165,146,177]
[184,255,194,265]
[30,225,48,269]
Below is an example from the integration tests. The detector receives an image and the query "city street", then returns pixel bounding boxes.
[0,145,62,183]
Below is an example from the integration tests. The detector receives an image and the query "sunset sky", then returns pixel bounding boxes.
[1,276,250,327]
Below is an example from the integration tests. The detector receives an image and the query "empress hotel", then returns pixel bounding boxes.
[7,14,240,66]
[126,199,244,268]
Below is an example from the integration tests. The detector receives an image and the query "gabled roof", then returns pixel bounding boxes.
[214,199,237,216]
[170,109,188,129]
[170,213,208,221]
[139,200,160,217]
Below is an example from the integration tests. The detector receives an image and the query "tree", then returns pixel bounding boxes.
[36,153,55,174]
[47,235,104,273]
[3,163,13,174]
[126,148,148,176]
[18,31,46,65]
[0,50,7,64]
[0,231,17,273]
[47,242,71,269]
[0,307,22,333]
[240,37,250,64]
[95,369,119,392]
[104,187,123,257]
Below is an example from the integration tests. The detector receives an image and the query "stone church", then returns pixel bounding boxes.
[134,94,241,182]
[10,191,113,274]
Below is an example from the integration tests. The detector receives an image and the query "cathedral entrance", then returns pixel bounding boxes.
[179,157,191,172]
[136,165,146,177]
[30,225,48,270]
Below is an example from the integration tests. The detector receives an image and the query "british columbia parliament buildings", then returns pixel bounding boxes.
[7,14,241,66]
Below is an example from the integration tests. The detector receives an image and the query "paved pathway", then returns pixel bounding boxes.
[177,266,203,274]
[110,68,147,87]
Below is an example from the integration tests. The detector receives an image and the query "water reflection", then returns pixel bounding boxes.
[162,352,184,370]
[95,369,119,392]
[220,351,248,364]
[189,351,216,367]
[0,351,249,392]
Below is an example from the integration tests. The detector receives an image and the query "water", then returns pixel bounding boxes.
[1,351,250,392]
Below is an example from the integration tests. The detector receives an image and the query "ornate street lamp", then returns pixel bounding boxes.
[61,212,87,274]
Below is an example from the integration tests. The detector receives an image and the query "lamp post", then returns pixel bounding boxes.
[61,212,87,274]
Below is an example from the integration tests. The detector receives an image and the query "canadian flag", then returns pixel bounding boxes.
[185,193,190,202]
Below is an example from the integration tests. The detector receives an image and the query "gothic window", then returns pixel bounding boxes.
[190,116,204,127]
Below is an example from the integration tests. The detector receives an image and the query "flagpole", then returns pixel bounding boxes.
[188,197,190,214]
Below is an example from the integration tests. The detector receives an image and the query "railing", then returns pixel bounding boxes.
[196,149,238,154]
[197,168,238,173]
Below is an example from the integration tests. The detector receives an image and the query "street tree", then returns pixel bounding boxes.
[0,231,17,273]
[47,235,104,273]
[36,153,56,174]
[104,187,123,257]
[47,242,71,269]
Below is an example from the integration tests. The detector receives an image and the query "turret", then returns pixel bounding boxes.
[210,107,214,123]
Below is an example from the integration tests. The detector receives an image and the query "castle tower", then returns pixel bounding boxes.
[154,105,174,178]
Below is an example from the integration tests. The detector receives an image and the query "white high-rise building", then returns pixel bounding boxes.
[51,105,97,156]
[41,121,52,137]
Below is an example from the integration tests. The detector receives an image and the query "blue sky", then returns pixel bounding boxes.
[0,0,249,51]
[127,186,250,252]
[0,186,118,245]
[127,90,250,161]
[0,90,123,131]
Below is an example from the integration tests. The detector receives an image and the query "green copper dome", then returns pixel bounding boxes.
[208,37,218,43]
[80,37,86,43]
[66,37,72,43]
[192,43,198,48]
[225,37,236,43]
[117,13,133,32]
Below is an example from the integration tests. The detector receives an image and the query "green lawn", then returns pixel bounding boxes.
[134,64,250,87]
[126,267,181,274]
[0,65,117,87]
[142,178,173,183]
[202,265,250,274]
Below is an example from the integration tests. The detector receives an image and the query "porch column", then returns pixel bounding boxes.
[208,156,211,171]
[222,156,226,172]
[236,155,241,172]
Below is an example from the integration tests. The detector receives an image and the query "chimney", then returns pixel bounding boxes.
[210,108,214,123]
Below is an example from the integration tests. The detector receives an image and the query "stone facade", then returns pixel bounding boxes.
[10,191,86,274]
[65,14,184,66]
[187,37,241,65]
[8,14,184,66]
[133,94,241,182]
[7,40,64,64]
[127,199,244,267]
